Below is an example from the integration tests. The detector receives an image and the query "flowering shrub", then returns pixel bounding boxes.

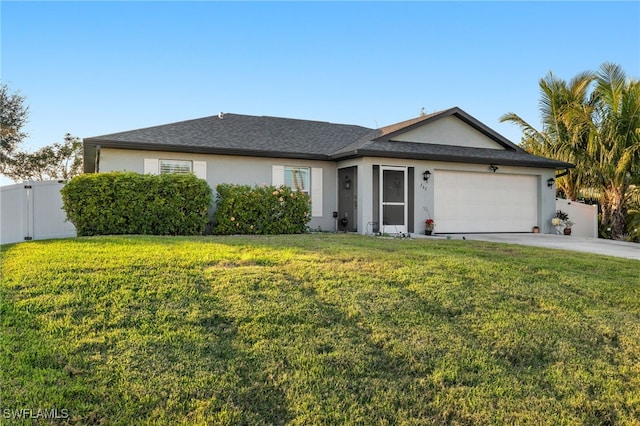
[213,183,311,234]
[425,218,435,230]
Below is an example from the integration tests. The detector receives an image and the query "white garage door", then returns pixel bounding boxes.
[434,170,538,233]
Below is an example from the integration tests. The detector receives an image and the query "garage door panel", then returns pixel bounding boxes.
[434,171,538,233]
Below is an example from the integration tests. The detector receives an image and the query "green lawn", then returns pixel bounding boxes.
[1,234,639,425]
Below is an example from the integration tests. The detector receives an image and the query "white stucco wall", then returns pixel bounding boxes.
[99,147,559,235]
[338,157,557,235]
[99,148,338,231]
[392,115,504,150]
[555,198,598,238]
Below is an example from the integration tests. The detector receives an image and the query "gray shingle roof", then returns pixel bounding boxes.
[85,113,374,160]
[333,140,572,168]
[376,111,442,138]
[84,109,573,170]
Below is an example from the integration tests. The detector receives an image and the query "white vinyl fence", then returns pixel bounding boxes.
[556,198,598,238]
[0,180,76,245]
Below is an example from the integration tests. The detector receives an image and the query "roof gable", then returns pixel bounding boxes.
[331,107,572,169]
[374,107,522,152]
[388,115,505,150]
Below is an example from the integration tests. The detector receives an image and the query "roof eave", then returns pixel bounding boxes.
[334,149,574,169]
[83,139,332,161]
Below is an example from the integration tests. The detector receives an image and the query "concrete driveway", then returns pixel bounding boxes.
[434,233,639,260]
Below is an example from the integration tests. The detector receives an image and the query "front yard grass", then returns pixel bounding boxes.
[1,234,639,424]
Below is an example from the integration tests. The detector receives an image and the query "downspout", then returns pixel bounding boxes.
[95,145,101,173]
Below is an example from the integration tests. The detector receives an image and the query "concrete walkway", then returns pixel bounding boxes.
[420,233,639,260]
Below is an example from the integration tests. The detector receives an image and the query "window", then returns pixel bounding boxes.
[160,159,192,175]
[284,166,310,193]
[273,165,322,217]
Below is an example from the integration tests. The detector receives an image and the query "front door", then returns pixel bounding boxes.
[380,166,407,234]
[338,167,357,232]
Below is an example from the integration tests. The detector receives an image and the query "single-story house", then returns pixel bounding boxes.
[83,107,573,235]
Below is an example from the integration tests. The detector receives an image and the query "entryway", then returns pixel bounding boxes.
[380,166,408,234]
[337,167,357,232]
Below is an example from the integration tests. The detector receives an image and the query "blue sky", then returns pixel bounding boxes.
[1,1,639,180]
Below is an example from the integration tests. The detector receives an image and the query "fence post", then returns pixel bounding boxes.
[25,182,33,240]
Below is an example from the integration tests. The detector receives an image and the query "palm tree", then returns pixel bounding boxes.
[587,63,640,239]
[503,63,640,240]
[500,70,595,200]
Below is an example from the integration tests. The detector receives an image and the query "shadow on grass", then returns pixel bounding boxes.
[74,292,295,424]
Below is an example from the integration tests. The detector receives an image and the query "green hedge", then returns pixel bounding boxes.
[214,184,311,234]
[61,172,212,236]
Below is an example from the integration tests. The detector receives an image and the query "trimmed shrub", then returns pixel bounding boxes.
[214,184,311,234]
[61,172,212,236]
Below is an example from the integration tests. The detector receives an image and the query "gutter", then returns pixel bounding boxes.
[85,139,574,170]
[331,149,574,169]
[84,140,332,162]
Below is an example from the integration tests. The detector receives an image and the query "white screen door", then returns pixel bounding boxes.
[380,166,407,234]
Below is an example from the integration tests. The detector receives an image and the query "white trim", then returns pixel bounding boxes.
[143,158,159,175]
[193,161,207,180]
[272,165,285,186]
[311,167,323,217]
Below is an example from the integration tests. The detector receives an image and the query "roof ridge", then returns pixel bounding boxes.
[377,108,455,137]
[259,114,373,129]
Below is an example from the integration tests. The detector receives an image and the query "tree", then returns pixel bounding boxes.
[500,70,595,201]
[501,63,640,240]
[3,133,83,182]
[586,63,640,239]
[0,83,29,170]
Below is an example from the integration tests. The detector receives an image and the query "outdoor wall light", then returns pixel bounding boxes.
[423,170,431,182]
[344,176,352,189]
[547,178,555,188]
[489,165,499,173]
